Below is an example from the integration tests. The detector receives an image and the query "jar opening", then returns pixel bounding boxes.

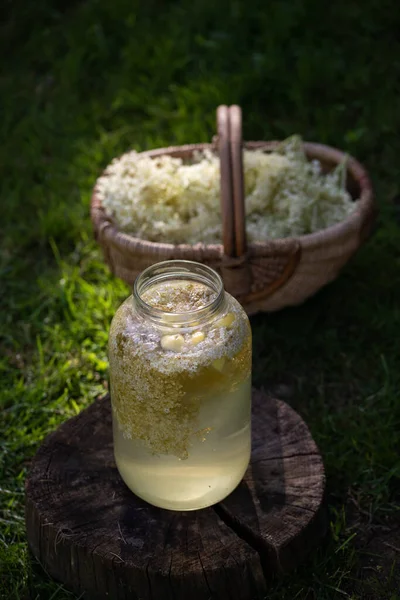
[134,260,225,326]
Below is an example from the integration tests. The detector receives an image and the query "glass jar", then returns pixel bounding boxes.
[109,260,252,511]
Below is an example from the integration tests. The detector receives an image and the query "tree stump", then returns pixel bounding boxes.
[25,390,326,600]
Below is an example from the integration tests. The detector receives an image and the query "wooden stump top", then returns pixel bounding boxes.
[25,390,326,600]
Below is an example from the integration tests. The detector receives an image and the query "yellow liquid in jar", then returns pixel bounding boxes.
[110,280,252,511]
[113,376,251,510]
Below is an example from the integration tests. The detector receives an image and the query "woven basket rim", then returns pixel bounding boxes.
[91,140,374,258]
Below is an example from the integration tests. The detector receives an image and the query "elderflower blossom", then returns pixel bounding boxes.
[97,136,357,244]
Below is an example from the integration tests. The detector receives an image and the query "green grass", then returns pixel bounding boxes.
[1,0,400,598]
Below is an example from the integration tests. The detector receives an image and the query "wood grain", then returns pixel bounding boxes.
[25,389,326,599]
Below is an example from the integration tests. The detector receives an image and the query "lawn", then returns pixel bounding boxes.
[1,0,400,598]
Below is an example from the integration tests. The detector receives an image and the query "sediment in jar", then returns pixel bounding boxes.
[109,281,251,460]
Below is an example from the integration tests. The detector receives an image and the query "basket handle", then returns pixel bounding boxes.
[217,105,235,257]
[229,105,247,257]
[217,105,247,258]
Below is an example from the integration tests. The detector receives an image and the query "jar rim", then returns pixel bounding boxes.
[133,260,225,326]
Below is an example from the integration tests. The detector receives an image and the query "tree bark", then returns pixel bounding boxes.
[25,389,326,599]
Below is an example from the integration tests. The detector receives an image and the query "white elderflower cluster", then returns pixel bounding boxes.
[96,136,357,244]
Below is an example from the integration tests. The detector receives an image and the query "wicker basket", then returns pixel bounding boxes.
[91,105,375,314]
